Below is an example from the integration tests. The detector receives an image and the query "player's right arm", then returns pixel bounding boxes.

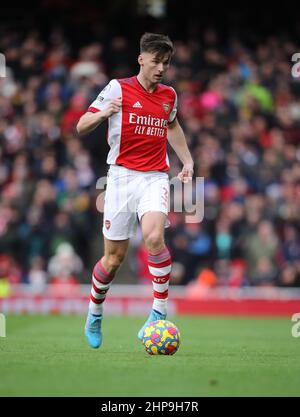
[76,98,122,136]
[76,79,122,136]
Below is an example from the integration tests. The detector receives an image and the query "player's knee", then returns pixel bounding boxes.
[145,233,164,253]
[107,253,125,271]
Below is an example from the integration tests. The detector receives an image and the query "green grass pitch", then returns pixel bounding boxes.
[0,315,300,396]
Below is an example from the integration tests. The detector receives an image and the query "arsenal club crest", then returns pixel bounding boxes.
[163,103,170,113]
[105,220,111,230]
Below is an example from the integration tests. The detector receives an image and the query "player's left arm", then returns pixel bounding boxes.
[167,118,194,183]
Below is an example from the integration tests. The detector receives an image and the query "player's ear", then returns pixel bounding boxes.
[138,54,143,66]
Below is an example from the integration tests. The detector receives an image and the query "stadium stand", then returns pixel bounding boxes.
[1,1,300,294]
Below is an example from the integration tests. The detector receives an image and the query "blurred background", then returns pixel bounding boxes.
[1,0,300,315]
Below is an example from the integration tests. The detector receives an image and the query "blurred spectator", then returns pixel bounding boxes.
[27,256,47,293]
[244,221,279,283]
[0,254,22,298]
[278,264,300,287]
[48,242,82,296]
[279,224,300,264]
[186,268,217,299]
[48,242,83,279]
[170,262,186,285]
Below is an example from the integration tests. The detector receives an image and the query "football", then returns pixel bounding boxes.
[141,320,181,355]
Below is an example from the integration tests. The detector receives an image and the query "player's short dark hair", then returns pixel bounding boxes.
[140,32,174,60]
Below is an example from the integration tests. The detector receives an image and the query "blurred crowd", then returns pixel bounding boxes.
[1,24,300,291]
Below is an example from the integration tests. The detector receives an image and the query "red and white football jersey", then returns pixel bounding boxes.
[87,76,177,172]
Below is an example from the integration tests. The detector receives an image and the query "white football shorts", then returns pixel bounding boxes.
[102,164,170,240]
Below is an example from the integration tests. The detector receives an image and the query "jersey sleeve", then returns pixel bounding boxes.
[87,79,121,113]
[168,88,178,123]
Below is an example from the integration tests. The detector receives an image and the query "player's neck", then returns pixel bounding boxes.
[136,73,157,93]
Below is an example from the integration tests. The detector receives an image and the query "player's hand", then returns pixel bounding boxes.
[102,98,122,118]
[177,163,194,183]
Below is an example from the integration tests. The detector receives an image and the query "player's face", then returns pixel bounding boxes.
[139,52,171,84]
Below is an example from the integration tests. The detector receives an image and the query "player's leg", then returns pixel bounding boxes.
[85,237,129,348]
[85,164,136,348]
[88,237,129,314]
[137,211,172,339]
